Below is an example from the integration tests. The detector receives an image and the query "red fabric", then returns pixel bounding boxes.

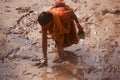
[54,1,65,7]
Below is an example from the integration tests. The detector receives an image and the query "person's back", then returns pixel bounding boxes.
[50,7,71,27]
[50,1,73,27]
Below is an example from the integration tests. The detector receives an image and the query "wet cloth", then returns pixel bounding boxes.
[48,4,79,47]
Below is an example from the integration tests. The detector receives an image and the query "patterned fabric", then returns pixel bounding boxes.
[48,4,79,47]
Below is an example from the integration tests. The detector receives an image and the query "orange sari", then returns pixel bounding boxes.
[48,5,79,47]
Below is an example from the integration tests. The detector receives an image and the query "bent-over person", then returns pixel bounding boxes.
[37,1,84,67]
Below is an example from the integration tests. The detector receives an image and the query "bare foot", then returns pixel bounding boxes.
[53,53,66,63]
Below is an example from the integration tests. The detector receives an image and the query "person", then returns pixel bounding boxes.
[37,1,84,67]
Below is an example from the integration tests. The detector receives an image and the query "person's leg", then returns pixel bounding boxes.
[56,41,64,56]
[53,41,65,63]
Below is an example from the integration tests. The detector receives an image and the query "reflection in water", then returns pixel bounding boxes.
[40,51,84,80]
[63,51,79,65]
[32,51,84,80]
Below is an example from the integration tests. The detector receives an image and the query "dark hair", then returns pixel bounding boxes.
[37,12,52,26]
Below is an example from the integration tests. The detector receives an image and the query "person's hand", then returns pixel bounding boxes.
[78,29,85,39]
[77,23,83,32]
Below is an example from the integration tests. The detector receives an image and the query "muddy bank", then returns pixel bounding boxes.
[0,0,120,80]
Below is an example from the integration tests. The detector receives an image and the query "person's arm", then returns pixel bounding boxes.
[42,26,47,59]
[70,11,83,31]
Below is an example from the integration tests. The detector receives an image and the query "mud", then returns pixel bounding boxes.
[0,0,120,80]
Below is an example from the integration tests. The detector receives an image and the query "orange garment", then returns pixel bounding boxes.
[48,5,79,47]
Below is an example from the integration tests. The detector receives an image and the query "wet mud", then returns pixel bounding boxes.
[0,0,120,80]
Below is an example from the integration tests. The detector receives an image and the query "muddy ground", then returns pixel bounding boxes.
[0,0,120,80]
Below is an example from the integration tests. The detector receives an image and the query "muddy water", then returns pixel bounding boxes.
[0,0,120,80]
